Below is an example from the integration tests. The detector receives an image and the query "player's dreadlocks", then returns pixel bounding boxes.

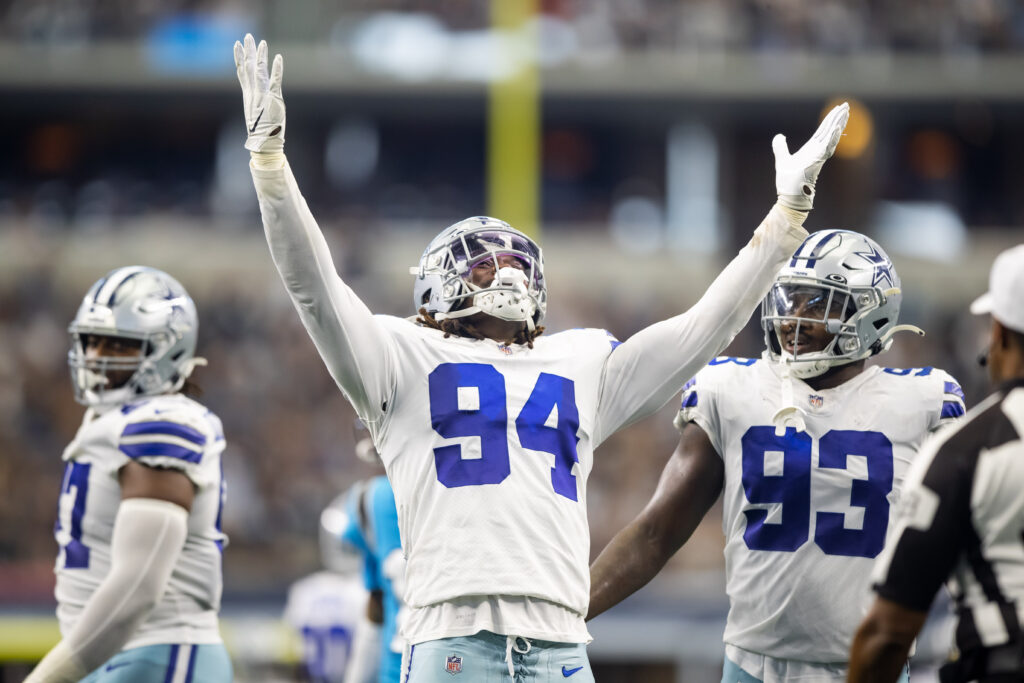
[416,307,544,349]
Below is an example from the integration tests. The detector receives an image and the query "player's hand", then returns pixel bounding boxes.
[772,102,849,211]
[234,33,285,153]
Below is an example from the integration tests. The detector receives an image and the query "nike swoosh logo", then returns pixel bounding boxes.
[249,109,263,133]
[105,662,132,672]
[562,665,583,677]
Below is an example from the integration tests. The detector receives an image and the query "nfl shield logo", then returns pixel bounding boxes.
[497,344,513,356]
[808,394,824,408]
[445,654,463,675]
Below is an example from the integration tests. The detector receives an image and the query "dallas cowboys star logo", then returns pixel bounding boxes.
[854,245,894,288]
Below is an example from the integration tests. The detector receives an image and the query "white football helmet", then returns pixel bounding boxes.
[409,216,546,330]
[762,230,923,379]
[68,266,205,406]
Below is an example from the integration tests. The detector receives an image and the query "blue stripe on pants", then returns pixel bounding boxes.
[80,643,232,683]
[163,645,180,683]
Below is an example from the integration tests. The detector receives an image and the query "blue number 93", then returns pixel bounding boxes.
[741,426,893,558]
[428,363,581,501]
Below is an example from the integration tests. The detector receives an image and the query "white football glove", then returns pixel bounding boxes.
[772,102,850,211]
[234,33,285,154]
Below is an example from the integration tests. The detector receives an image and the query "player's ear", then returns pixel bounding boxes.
[994,318,1010,351]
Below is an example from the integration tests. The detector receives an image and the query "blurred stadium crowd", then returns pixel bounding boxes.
[4,0,1024,54]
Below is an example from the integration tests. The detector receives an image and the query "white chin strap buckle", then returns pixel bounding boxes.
[772,405,807,435]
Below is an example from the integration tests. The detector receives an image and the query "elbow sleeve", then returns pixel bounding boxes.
[64,498,189,671]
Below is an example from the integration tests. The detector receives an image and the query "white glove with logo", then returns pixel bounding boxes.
[233,33,285,154]
[773,102,850,211]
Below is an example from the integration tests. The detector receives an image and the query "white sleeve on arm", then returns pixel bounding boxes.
[593,203,808,444]
[24,498,188,683]
[249,155,395,424]
[343,615,382,683]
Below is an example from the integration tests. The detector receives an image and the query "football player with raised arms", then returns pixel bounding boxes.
[235,33,848,681]
[588,231,966,681]
[26,267,231,683]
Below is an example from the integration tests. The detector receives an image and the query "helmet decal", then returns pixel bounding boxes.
[851,243,895,288]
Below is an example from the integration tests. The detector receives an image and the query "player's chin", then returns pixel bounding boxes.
[473,310,527,329]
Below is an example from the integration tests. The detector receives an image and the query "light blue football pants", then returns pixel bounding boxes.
[80,643,232,683]
[404,631,594,683]
[722,653,910,683]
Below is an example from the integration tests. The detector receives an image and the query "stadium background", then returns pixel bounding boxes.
[1,1,1022,681]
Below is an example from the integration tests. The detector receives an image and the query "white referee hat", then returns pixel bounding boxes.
[971,244,1024,335]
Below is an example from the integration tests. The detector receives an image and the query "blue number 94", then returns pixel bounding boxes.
[428,364,582,501]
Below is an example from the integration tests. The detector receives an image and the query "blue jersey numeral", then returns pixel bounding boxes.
[300,625,353,681]
[429,363,511,488]
[741,427,894,558]
[428,364,582,500]
[55,462,91,569]
[741,427,811,551]
[882,367,932,377]
[516,373,581,501]
[709,357,757,367]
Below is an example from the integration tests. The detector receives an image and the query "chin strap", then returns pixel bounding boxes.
[771,358,808,436]
[181,356,207,377]
[875,324,925,351]
[436,305,536,332]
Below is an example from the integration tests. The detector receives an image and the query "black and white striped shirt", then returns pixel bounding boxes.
[872,378,1024,680]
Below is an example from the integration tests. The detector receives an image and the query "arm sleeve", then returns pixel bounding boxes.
[29,499,189,679]
[593,204,807,444]
[250,156,396,425]
[343,616,382,683]
[871,435,973,611]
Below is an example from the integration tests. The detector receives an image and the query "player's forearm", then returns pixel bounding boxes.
[249,156,392,419]
[676,202,808,344]
[250,155,341,308]
[28,499,187,681]
[588,520,674,620]
[343,615,382,683]
[598,204,807,433]
[847,621,913,683]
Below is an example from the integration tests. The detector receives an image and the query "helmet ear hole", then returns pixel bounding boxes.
[872,318,889,330]
[421,289,432,305]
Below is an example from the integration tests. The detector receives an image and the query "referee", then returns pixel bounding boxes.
[849,244,1024,683]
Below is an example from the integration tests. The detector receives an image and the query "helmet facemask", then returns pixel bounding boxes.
[762,282,862,379]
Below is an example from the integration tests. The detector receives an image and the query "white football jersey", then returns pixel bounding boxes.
[54,394,227,649]
[373,320,617,617]
[676,356,965,662]
[250,160,810,643]
[284,571,367,683]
